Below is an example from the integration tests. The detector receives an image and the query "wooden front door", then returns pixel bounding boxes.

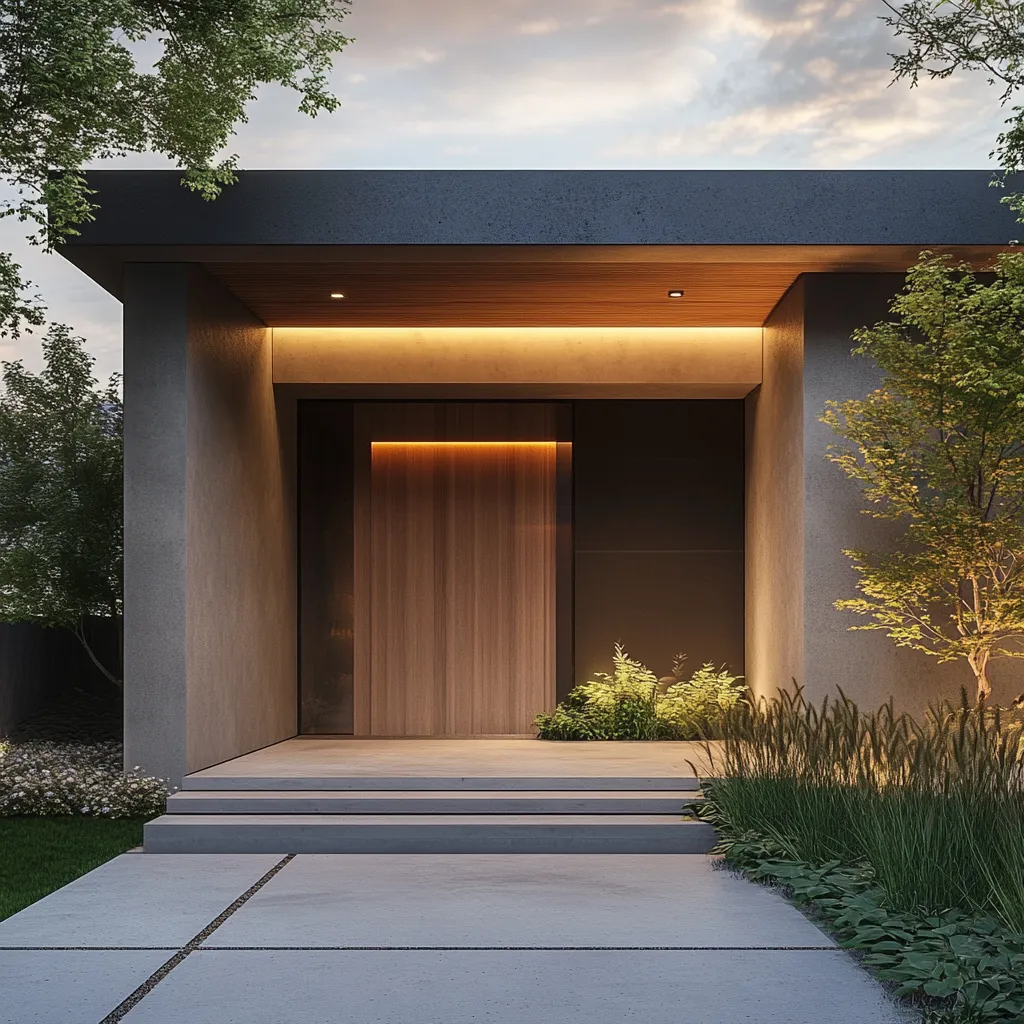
[359,439,557,736]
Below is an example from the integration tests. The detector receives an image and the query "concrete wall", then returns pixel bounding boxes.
[748,273,1024,712]
[123,265,296,786]
[745,283,805,702]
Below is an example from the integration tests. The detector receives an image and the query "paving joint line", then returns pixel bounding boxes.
[5,943,840,952]
[194,944,839,951]
[1,946,180,951]
[96,853,294,1024]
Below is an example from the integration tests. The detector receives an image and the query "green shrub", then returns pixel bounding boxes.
[0,740,168,818]
[535,644,745,740]
[705,689,1024,932]
[657,662,747,737]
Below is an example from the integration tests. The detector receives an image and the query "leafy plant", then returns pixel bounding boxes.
[658,662,746,737]
[822,252,1024,702]
[535,644,745,741]
[0,0,353,337]
[535,644,659,740]
[885,0,1024,219]
[692,815,1024,1024]
[0,328,123,687]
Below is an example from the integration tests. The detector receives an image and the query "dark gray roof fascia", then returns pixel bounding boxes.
[63,170,1020,248]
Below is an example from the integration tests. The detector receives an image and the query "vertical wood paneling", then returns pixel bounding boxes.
[367,441,556,736]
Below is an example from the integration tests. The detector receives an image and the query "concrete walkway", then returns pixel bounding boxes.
[0,853,909,1024]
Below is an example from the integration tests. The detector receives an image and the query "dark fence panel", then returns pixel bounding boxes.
[0,620,120,736]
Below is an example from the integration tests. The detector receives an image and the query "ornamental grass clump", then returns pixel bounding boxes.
[0,740,168,818]
[708,689,1024,932]
[535,643,745,740]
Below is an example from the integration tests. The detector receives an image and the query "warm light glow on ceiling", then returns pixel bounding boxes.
[667,289,685,298]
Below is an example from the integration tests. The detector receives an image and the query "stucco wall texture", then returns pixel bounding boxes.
[123,265,296,785]
[748,273,1024,713]
[272,327,761,396]
[745,281,805,703]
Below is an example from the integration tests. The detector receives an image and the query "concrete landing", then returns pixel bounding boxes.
[0,853,910,1024]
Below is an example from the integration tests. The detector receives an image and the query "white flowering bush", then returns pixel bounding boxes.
[0,740,168,818]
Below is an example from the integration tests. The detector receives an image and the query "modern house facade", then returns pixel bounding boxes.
[61,170,1024,789]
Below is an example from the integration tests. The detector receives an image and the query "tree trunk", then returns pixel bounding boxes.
[71,617,123,693]
[968,648,992,705]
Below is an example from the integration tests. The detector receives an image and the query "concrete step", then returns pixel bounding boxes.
[144,814,717,854]
[166,790,703,814]
[180,775,701,792]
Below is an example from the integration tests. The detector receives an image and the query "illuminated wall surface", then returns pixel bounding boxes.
[273,327,762,397]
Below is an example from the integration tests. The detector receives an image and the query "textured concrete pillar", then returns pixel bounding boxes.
[747,273,1023,712]
[123,265,296,787]
[744,280,805,703]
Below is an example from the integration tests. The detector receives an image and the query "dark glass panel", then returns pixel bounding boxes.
[298,401,354,733]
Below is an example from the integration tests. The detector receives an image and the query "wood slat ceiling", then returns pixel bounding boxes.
[203,246,1010,327]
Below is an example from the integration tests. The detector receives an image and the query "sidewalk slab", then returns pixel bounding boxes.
[0,949,169,1024]
[0,854,281,948]
[207,854,832,949]
[120,949,909,1024]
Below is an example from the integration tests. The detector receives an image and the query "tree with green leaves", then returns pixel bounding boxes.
[0,0,353,335]
[885,0,1024,213]
[823,252,1024,703]
[0,327,124,687]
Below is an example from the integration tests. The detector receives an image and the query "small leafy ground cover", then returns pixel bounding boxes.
[0,817,145,921]
[695,821,1024,1024]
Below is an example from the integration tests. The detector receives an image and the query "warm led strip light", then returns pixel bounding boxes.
[371,441,561,447]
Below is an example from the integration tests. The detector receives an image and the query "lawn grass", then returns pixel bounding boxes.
[0,817,146,921]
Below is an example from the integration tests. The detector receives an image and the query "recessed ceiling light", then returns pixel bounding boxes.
[330,292,345,299]
[667,289,685,298]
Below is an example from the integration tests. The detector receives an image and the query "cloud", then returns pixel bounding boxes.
[407,46,714,138]
[229,0,1002,169]
[604,0,1002,165]
[518,18,560,36]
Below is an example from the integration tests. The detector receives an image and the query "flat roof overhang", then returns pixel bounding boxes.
[61,170,1021,327]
